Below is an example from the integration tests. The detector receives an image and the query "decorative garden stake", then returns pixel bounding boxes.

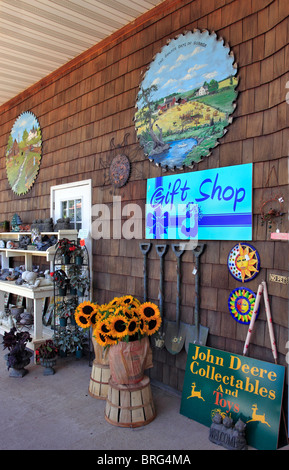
[135,29,238,170]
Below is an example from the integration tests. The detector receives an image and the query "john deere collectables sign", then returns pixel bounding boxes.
[180,344,285,450]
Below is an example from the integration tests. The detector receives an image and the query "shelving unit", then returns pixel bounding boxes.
[52,240,90,357]
[0,230,78,350]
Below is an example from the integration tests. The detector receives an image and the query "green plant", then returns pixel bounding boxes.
[55,297,78,318]
[70,272,90,293]
[68,264,81,279]
[53,327,88,354]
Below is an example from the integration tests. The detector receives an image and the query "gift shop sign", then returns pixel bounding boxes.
[180,344,285,450]
[146,163,252,240]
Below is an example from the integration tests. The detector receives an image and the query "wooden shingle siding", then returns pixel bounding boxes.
[0,0,288,391]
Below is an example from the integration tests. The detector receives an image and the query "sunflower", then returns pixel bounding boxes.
[74,310,91,329]
[93,329,108,347]
[119,295,135,305]
[127,316,139,336]
[97,318,112,336]
[110,314,128,338]
[144,315,162,336]
[138,317,146,336]
[139,302,160,321]
[77,300,98,317]
[90,311,100,328]
[104,335,118,346]
[121,304,139,320]
[107,297,121,307]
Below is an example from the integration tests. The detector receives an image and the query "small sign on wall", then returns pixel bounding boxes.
[146,163,252,240]
[180,344,285,450]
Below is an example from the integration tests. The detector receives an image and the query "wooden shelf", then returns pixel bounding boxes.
[0,230,78,351]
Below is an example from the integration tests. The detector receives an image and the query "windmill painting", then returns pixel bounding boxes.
[6,111,42,195]
[135,30,238,170]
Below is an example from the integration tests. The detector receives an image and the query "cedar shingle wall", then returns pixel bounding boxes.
[0,0,288,391]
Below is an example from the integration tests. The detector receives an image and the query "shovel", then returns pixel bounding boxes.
[164,244,187,355]
[139,242,152,302]
[185,244,209,352]
[151,244,168,349]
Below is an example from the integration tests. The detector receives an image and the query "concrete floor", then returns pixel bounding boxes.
[0,344,288,452]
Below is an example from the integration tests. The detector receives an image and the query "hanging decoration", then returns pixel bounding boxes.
[228,288,259,325]
[227,243,260,282]
[5,111,42,195]
[260,195,285,227]
[135,29,238,170]
[109,154,131,188]
[259,166,285,231]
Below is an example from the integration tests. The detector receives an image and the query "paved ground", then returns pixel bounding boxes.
[0,344,288,453]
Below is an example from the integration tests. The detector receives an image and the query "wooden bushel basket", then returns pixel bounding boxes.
[105,375,156,427]
[88,360,111,400]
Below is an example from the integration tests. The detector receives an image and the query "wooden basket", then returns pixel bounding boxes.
[88,360,110,400]
[105,375,156,427]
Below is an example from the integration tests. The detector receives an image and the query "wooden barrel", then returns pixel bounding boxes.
[88,360,110,400]
[105,375,156,427]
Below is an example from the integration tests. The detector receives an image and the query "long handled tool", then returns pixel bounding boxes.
[152,244,168,349]
[165,244,186,355]
[139,242,152,302]
[185,244,208,352]
[243,281,288,440]
[243,281,277,361]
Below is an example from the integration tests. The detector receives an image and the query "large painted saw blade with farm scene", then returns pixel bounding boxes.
[135,30,238,170]
[6,111,42,195]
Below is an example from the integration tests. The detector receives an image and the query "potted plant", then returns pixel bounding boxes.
[2,327,33,377]
[67,264,81,295]
[55,298,78,326]
[73,245,85,265]
[75,296,161,384]
[55,299,69,326]
[57,238,77,264]
[35,340,58,375]
[53,326,87,357]
[50,269,69,296]
[70,272,90,297]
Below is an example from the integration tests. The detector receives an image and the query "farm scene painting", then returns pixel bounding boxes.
[6,111,42,195]
[135,30,238,169]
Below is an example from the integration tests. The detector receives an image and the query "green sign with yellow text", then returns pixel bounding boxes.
[180,344,285,450]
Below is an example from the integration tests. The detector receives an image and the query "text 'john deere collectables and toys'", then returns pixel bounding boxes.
[180,344,285,450]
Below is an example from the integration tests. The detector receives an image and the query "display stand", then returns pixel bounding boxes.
[51,239,90,357]
[105,376,156,427]
[0,230,78,351]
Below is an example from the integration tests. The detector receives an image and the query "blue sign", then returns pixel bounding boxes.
[146,164,252,240]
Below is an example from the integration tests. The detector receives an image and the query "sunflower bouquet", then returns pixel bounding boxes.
[74,295,161,349]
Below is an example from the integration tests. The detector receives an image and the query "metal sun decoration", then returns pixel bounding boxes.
[135,29,238,170]
[227,243,260,283]
[6,111,42,195]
